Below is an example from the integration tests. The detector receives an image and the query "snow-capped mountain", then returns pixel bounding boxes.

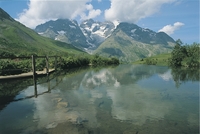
[35,19,89,49]
[94,22,175,62]
[35,19,175,61]
[80,19,115,49]
[35,19,116,51]
[113,22,175,45]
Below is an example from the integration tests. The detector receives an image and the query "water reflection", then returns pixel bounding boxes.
[0,65,199,134]
[0,71,63,110]
[171,67,200,87]
[81,69,120,89]
[107,85,174,125]
[0,78,33,110]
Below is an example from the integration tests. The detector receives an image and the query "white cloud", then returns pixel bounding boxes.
[16,0,102,28]
[81,4,102,20]
[158,22,184,35]
[104,0,177,23]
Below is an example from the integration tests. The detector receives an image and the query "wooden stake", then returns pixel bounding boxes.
[55,56,57,71]
[32,55,37,97]
[32,55,36,79]
[45,56,49,75]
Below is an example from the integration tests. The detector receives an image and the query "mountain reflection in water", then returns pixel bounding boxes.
[0,65,199,134]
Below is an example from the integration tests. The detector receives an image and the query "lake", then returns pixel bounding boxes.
[0,65,199,134]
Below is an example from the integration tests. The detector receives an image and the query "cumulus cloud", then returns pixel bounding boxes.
[81,4,102,20]
[16,0,102,28]
[104,0,177,23]
[158,22,184,35]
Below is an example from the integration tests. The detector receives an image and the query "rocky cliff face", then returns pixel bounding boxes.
[80,19,115,50]
[35,19,88,50]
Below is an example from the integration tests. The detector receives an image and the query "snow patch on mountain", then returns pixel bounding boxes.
[57,30,66,35]
[71,20,78,26]
[131,29,137,33]
[142,28,150,32]
[69,25,76,29]
[113,20,120,28]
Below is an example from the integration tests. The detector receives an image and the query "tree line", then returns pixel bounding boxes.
[169,40,199,68]
[0,52,119,76]
[143,40,199,68]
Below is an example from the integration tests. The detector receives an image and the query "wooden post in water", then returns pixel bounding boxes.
[55,56,57,71]
[34,77,37,98]
[45,56,49,75]
[32,55,37,97]
[48,76,51,93]
[32,55,36,79]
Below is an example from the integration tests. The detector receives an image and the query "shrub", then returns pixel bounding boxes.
[169,41,199,68]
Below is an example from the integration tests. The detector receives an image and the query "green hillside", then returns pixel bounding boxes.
[94,29,174,62]
[0,8,85,56]
[133,53,171,66]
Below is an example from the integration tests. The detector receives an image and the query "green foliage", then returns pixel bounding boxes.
[0,51,16,57]
[169,41,186,67]
[0,52,120,76]
[145,58,157,65]
[0,60,22,75]
[36,58,46,71]
[57,55,119,70]
[169,41,199,68]
[134,53,171,66]
[57,56,90,69]
[90,55,119,66]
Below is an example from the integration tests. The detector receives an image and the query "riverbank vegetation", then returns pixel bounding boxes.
[134,41,199,67]
[0,51,119,76]
[133,53,171,66]
[169,41,199,68]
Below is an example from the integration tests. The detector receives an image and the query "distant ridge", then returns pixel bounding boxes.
[35,19,175,61]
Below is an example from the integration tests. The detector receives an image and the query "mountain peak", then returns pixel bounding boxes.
[114,22,175,45]
[79,19,115,49]
[0,8,13,21]
[80,19,96,28]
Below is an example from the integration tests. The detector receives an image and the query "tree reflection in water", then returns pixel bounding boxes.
[171,67,199,88]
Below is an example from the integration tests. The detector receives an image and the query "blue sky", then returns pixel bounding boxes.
[0,0,199,44]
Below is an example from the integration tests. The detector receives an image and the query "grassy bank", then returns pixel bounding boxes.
[133,53,171,66]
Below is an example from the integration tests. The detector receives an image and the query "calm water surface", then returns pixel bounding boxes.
[0,65,199,134]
